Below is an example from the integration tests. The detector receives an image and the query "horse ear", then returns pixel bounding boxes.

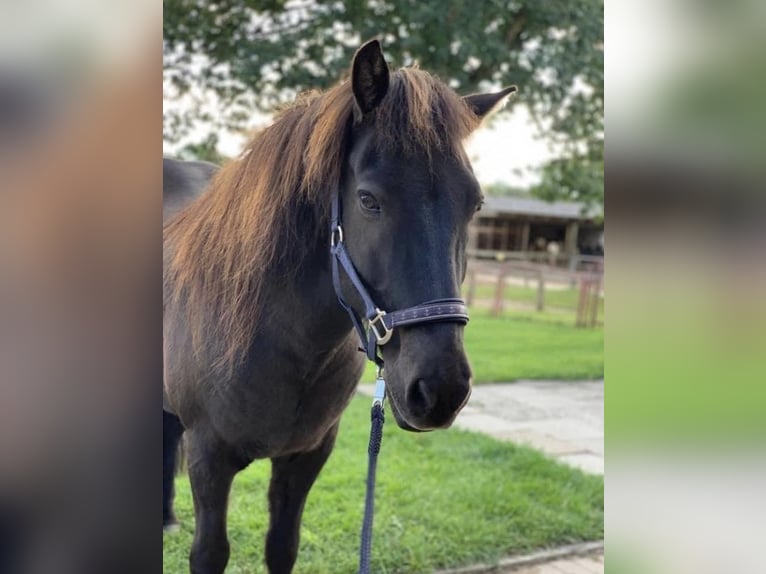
[463,86,518,119]
[351,39,390,115]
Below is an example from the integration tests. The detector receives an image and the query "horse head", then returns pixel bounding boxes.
[338,40,516,431]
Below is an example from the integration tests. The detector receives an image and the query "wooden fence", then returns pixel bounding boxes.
[468,249,604,273]
[464,258,604,327]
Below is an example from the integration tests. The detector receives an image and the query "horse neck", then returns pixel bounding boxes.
[263,233,353,353]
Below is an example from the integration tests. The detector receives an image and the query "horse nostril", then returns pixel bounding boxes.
[406,379,435,415]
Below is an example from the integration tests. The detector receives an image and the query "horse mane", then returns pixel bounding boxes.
[164,67,481,373]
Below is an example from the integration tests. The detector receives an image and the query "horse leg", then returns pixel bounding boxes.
[265,423,339,574]
[163,409,185,531]
[186,429,240,574]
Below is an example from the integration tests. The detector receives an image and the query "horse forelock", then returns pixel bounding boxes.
[163,67,479,375]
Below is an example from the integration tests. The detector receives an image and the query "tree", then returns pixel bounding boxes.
[164,0,603,205]
[482,181,529,198]
[177,133,230,165]
[531,149,603,213]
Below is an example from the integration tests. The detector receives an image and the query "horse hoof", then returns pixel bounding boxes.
[163,521,181,533]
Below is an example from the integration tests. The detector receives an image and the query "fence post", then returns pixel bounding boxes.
[589,274,601,327]
[466,267,477,307]
[569,255,578,288]
[492,270,506,316]
[536,268,545,312]
[576,277,588,327]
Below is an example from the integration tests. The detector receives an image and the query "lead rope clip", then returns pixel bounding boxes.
[372,366,386,407]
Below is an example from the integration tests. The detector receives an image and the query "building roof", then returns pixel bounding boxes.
[481,195,599,220]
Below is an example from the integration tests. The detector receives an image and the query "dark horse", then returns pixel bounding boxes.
[163,40,516,574]
[163,157,219,220]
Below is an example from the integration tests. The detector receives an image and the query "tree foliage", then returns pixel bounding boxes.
[481,181,529,198]
[531,149,603,212]
[177,133,229,165]
[164,0,603,205]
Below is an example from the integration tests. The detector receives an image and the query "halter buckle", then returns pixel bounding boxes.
[369,309,393,345]
[330,225,344,247]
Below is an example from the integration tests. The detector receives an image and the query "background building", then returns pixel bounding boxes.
[470,196,603,265]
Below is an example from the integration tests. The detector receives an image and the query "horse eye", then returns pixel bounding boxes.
[358,191,381,213]
[475,199,485,213]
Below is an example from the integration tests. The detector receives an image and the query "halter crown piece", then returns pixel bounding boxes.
[329,189,470,574]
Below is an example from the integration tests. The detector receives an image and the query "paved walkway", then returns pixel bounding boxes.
[505,553,603,574]
[453,380,603,475]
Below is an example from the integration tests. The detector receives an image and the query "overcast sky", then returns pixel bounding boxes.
[465,106,557,188]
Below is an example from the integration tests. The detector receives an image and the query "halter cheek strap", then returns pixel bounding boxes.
[329,191,469,366]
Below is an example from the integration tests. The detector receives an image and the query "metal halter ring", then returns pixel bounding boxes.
[330,225,344,247]
[369,309,393,345]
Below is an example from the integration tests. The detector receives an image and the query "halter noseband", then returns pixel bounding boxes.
[329,191,470,368]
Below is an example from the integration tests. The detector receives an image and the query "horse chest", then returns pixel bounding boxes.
[219,338,365,459]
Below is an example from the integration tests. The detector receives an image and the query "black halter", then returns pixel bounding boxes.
[330,191,470,367]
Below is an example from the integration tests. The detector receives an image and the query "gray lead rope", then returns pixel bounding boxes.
[329,190,468,574]
[358,376,386,574]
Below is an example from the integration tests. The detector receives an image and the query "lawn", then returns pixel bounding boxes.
[163,396,604,574]
[363,307,604,383]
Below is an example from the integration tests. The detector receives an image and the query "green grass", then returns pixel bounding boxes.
[364,308,604,383]
[465,309,604,382]
[163,397,604,574]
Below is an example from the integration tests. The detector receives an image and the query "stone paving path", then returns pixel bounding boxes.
[505,552,603,574]
[452,381,604,475]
